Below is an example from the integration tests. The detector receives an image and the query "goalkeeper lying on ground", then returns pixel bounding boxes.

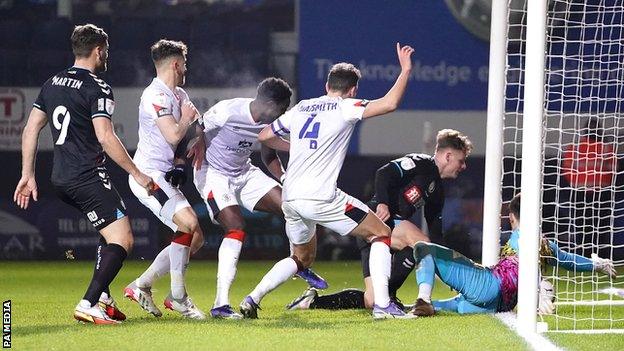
[410,192,617,316]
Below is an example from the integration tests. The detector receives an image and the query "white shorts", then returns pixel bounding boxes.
[282,189,370,245]
[128,169,191,232]
[193,164,280,223]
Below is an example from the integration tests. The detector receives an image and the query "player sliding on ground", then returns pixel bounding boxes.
[287,129,473,311]
[239,43,416,320]
[189,77,328,319]
[124,39,206,319]
[411,193,616,316]
[14,24,155,324]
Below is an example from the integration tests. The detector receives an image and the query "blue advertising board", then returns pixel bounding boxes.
[298,1,490,111]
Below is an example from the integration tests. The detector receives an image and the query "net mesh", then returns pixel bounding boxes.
[502,0,624,332]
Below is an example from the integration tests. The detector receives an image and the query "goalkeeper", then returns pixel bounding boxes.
[410,192,617,316]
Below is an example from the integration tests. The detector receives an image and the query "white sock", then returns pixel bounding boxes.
[169,242,190,300]
[417,284,433,303]
[214,237,243,307]
[249,257,298,304]
[137,245,171,288]
[369,241,391,308]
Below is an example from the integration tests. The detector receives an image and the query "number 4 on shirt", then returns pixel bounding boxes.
[299,113,320,149]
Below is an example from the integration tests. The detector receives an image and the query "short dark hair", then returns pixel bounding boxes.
[71,24,108,58]
[509,193,521,220]
[435,129,474,155]
[327,63,361,93]
[256,77,292,103]
[151,39,188,65]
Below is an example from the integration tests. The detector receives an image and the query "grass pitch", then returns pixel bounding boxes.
[1,261,622,350]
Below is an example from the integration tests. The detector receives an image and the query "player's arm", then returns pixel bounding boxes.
[14,107,48,209]
[424,200,444,245]
[373,161,404,221]
[544,239,616,277]
[261,144,285,181]
[258,125,290,152]
[362,43,414,119]
[93,117,153,192]
[155,100,199,146]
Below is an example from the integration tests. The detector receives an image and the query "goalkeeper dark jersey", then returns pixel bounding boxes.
[33,67,115,186]
[369,153,444,238]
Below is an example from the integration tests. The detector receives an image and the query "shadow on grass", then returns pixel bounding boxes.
[14,311,365,338]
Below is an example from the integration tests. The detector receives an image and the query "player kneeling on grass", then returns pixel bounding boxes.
[410,193,616,316]
[239,43,416,320]
[124,39,206,320]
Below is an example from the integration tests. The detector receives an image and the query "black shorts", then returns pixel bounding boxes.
[54,168,127,231]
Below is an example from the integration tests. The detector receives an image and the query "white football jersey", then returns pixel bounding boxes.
[271,95,367,201]
[200,98,266,176]
[134,78,190,172]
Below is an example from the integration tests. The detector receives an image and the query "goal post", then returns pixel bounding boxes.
[483,0,624,334]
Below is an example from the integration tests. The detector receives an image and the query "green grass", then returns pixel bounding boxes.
[0,261,622,351]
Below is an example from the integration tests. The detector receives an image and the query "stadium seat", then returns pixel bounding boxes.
[150,19,191,45]
[190,20,228,51]
[228,21,269,52]
[109,18,152,51]
[0,19,31,50]
[0,50,28,86]
[30,18,73,51]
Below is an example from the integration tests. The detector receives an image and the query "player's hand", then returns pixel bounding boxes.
[186,136,205,171]
[396,42,414,72]
[14,175,38,209]
[375,203,391,222]
[591,253,617,278]
[165,165,187,188]
[133,172,155,196]
[538,278,556,315]
[181,100,199,124]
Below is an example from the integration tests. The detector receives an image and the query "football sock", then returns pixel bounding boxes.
[136,245,171,288]
[214,230,244,307]
[310,289,365,309]
[416,254,435,303]
[388,247,416,298]
[94,236,111,299]
[249,257,298,304]
[369,239,391,308]
[83,243,127,306]
[170,231,192,300]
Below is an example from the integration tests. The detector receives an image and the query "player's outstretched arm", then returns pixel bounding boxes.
[261,144,285,181]
[14,108,48,209]
[93,117,154,193]
[156,100,199,146]
[545,239,616,278]
[362,43,414,119]
[258,125,290,152]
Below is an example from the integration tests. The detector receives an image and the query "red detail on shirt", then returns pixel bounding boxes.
[353,100,368,107]
[403,186,422,204]
[152,103,166,113]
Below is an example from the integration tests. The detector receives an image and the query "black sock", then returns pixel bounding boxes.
[388,247,416,298]
[93,237,111,297]
[83,243,127,306]
[310,289,365,310]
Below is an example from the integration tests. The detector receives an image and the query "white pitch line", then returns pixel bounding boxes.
[494,312,563,351]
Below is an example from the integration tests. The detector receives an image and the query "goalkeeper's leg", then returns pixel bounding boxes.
[413,242,500,315]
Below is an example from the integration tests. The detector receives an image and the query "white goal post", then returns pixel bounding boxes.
[483,0,624,334]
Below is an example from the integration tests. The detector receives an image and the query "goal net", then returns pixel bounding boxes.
[496,0,624,333]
